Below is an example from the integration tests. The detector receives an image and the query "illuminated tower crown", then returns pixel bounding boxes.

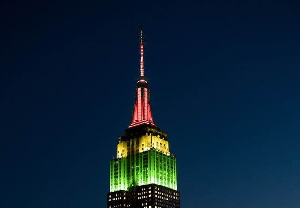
[130,30,155,128]
[107,30,180,208]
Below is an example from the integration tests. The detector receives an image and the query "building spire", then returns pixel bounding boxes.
[140,29,145,77]
[129,29,155,128]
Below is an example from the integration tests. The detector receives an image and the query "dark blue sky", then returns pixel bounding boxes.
[1,0,300,207]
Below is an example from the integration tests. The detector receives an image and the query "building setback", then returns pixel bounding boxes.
[107,30,180,208]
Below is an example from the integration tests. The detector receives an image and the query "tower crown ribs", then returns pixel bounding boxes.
[129,29,155,128]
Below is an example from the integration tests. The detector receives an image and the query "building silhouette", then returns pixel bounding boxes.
[107,30,180,208]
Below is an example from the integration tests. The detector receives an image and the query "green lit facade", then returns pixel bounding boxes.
[110,149,177,192]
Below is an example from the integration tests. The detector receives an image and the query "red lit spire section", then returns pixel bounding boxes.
[129,30,155,128]
[140,30,145,77]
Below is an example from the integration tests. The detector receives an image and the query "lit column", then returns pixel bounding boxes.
[144,88,148,121]
[137,88,142,121]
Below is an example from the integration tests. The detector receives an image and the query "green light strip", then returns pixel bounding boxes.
[110,149,177,192]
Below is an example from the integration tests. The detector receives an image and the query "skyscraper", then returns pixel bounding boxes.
[107,30,180,208]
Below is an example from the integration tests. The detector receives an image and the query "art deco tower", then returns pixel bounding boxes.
[107,30,180,208]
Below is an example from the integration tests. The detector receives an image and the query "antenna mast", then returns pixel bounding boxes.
[140,29,144,77]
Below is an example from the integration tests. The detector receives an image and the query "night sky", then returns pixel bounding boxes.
[1,0,300,207]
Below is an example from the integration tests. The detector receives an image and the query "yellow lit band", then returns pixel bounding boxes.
[117,135,170,158]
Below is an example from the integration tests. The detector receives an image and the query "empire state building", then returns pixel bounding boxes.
[107,30,180,208]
